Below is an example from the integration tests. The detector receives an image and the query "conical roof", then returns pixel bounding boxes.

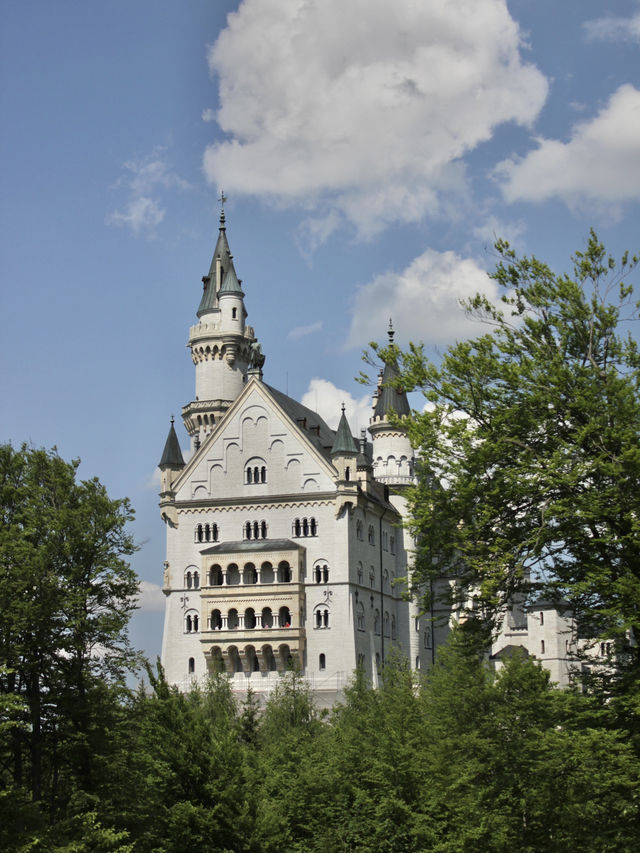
[197,208,239,317]
[331,408,358,455]
[159,418,185,469]
[219,263,243,295]
[373,323,410,419]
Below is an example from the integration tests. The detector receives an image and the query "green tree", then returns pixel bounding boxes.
[0,443,138,838]
[383,232,640,673]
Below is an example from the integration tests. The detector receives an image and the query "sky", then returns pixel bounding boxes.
[1,0,639,665]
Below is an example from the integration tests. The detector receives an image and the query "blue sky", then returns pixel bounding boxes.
[1,0,639,664]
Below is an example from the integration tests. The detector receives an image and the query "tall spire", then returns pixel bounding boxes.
[159,416,185,469]
[197,194,238,318]
[373,320,410,419]
[332,406,358,456]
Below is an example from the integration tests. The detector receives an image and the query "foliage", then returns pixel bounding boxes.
[0,442,138,846]
[374,232,640,671]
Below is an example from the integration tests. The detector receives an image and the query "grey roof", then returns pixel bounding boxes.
[197,210,239,317]
[265,384,337,459]
[374,357,410,419]
[491,644,530,661]
[219,264,243,295]
[331,410,359,456]
[159,419,185,469]
[199,538,303,555]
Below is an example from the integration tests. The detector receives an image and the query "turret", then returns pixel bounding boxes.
[182,201,261,449]
[369,321,415,486]
[158,416,185,509]
[331,405,359,483]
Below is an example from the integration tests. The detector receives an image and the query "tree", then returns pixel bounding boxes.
[0,443,139,830]
[381,232,640,674]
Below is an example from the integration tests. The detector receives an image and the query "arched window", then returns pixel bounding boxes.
[356,602,365,631]
[374,609,380,635]
[185,571,193,589]
[245,459,267,485]
[345,466,350,481]
[302,518,309,536]
[228,609,239,630]
[253,521,259,539]
[314,607,329,629]
[278,562,292,583]
[383,570,389,590]
[314,564,329,584]
[382,531,388,551]
[209,565,223,586]
[245,521,252,540]
[319,653,326,671]
[262,607,273,628]
[196,524,204,543]
[232,306,237,319]
[294,518,301,537]
[369,568,375,589]
[278,607,291,628]
[193,571,199,590]
[184,610,199,633]
[246,467,253,484]
[390,535,396,555]
[384,612,390,637]
[375,652,381,673]
[310,518,317,536]
[261,520,267,539]
[210,609,222,630]
[188,657,195,674]
[356,520,363,541]
[368,525,375,546]
[357,563,363,584]
[245,608,256,629]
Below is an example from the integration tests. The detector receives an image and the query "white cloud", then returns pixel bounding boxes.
[496,85,640,215]
[301,378,372,434]
[288,320,323,339]
[135,581,166,613]
[107,147,190,235]
[346,249,499,349]
[202,108,216,122]
[584,9,640,43]
[204,0,547,240]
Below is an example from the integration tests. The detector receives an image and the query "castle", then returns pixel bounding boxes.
[158,208,579,701]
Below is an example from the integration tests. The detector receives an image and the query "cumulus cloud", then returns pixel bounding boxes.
[584,9,640,43]
[346,249,499,349]
[495,85,640,215]
[135,581,166,613]
[107,147,190,235]
[288,320,323,339]
[204,0,547,240]
[301,378,372,433]
[202,108,217,122]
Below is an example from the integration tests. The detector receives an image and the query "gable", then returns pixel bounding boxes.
[174,382,338,502]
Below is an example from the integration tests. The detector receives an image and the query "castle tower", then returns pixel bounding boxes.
[181,204,258,449]
[369,321,414,486]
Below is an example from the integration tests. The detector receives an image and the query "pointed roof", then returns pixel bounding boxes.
[219,263,243,295]
[331,406,358,456]
[373,321,410,419]
[197,206,239,317]
[159,418,185,469]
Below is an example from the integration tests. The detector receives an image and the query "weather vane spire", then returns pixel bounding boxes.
[218,190,228,227]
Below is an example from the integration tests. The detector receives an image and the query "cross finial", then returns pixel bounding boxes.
[170,414,175,425]
[218,189,227,209]
[341,402,346,414]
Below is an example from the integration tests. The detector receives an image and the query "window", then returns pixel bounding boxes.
[210,609,222,630]
[356,602,365,631]
[374,609,380,635]
[368,525,375,546]
[314,564,329,583]
[356,520,363,541]
[232,307,237,319]
[375,652,381,673]
[424,629,431,649]
[390,535,396,555]
[369,568,375,589]
[209,565,223,586]
[184,611,199,633]
[384,612,390,637]
[244,520,267,540]
[357,562,363,584]
[541,640,545,654]
[319,653,326,671]
[188,657,195,674]
[195,523,219,543]
[391,615,397,640]
[245,460,267,484]
[279,606,291,628]
[540,611,544,626]
[383,570,389,590]
[345,466,350,481]
[415,616,420,632]
[292,517,317,537]
[382,531,388,551]
[314,607,329,629]
[357,653,365,669]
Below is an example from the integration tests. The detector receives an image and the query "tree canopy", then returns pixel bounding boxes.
[375,232,640,675]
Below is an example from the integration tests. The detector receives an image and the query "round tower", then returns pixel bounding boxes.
[181,205,259,449]
[368,322,415,486]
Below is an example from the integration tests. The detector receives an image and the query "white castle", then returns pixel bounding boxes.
[158,209,580,702]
